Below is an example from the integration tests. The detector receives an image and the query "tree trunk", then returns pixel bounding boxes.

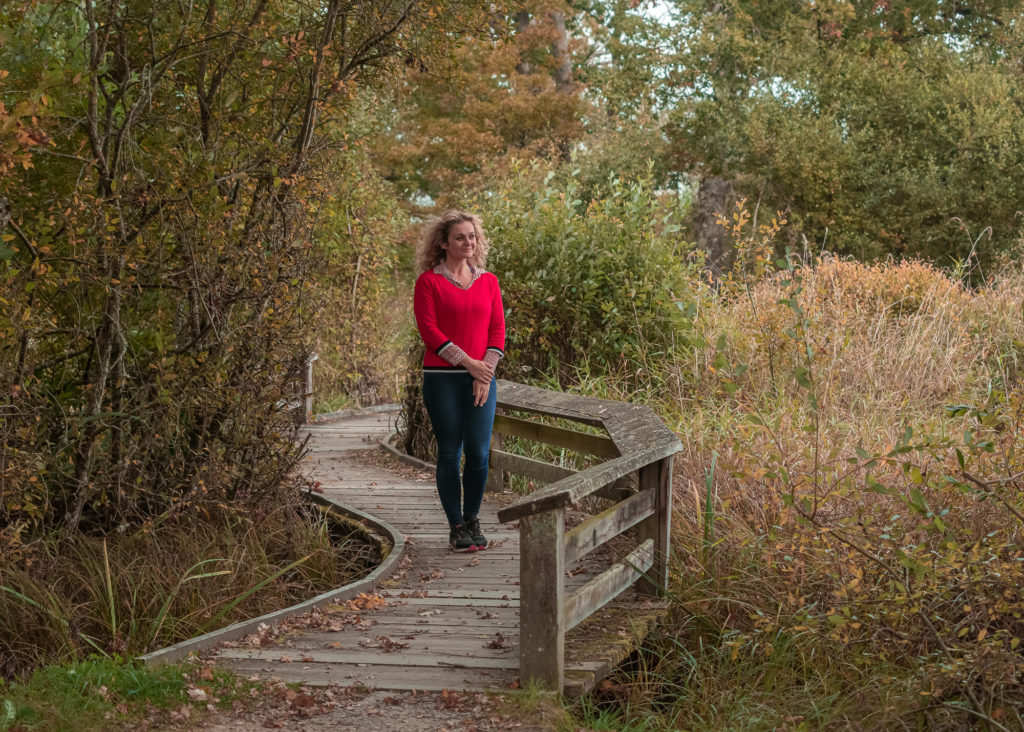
[514,11,532,75]
[550,11,572,94]
[693,175,737,278]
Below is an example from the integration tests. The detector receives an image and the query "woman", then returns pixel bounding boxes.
[413,210,505,552]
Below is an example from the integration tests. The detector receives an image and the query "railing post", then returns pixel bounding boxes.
[302,353,319,424]
[486,430,504,493]
[518,506,565,689]
[636,456,673,596]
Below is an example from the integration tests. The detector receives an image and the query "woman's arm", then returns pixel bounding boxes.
[480,277,506,376]
[414,274,469,365]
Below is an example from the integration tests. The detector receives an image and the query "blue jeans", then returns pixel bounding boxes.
[422,372,497,527]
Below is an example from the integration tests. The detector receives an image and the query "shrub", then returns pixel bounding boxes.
[561,250,1024,729]
[481,169,706,389]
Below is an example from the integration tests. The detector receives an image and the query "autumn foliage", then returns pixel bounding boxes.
[0,0,502,675]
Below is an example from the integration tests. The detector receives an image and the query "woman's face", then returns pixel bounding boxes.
[445,221,477,262]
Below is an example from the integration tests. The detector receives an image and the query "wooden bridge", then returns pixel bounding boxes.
[210,380,681,696]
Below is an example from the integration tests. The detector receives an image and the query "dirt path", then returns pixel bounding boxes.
[193,684,542,731]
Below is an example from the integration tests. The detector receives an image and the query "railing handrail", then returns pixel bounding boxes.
[495,440,679,522]
[489,379,682,692]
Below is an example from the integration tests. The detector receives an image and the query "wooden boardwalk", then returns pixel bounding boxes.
[212,411,664,695]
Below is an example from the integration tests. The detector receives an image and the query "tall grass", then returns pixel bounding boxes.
[564,256,1024,730]
[0,499,379,680]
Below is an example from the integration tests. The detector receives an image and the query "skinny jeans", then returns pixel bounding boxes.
[421,371,497,527]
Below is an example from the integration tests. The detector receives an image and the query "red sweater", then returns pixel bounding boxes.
[414,269,505,370]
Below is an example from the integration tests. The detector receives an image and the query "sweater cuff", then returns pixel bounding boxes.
[483,348,503,369]
[438,342,468,367]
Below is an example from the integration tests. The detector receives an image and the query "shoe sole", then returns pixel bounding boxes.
[450,545,477,553]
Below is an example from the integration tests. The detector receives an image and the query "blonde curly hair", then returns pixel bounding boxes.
[414,210,490,275]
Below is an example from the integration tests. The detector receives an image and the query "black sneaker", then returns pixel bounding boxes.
[465,516,487,550]
[449,523,477,553]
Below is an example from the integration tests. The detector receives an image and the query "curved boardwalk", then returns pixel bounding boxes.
[212,411,662,695]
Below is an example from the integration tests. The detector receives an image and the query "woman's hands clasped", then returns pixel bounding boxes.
[464,358,494,407]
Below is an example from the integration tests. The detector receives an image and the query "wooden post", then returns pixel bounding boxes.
[302,354,319,424]
[518,507,565,690]
[486,431,504,493]
[636,456,672,596]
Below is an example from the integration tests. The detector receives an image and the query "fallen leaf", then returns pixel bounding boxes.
[485,632,512,650]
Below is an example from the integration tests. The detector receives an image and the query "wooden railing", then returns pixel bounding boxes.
[490,380,682,690]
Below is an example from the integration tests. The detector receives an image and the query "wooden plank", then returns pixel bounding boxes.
[378,585,520,597]
[490,451,632,502]
[492,415,619,459]
[218,649,518,669]
[287,623,515,639]
[495,380,630,427]
[602,406,681,456]
[496,443,679,523]
[490,449,576,484]
[636,457,673,596]
[486,431,505,492]
[374,595,519,606]
[283,624,517,645]
[518,507,565,690]
[219,658,519,691]
[563,488,656,564]
[562,600,669,698]
[563,539,654,631]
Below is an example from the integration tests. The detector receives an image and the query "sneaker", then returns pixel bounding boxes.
[449,523,477,553]
[465,516,487,550]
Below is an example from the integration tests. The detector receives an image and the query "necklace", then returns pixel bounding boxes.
[439,262,478,289]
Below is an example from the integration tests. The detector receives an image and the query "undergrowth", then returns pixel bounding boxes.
[553,211,1024,729]
[0,495,379,680]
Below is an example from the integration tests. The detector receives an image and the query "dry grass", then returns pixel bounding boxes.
[0,493,380,681]
[567,257,1024,730]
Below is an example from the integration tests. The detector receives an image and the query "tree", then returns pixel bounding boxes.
[665,0,1024,265]
[376,0,585,208]
[0,0,502,544]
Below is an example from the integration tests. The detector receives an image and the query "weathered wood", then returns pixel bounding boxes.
[206,395,682,697]
[220,658,519,691]
[490,449,576,484]
[374,596,519,607]
[518,507,565,690]
[564,539,654,631]
[218,649,519,668]
[496,442,679,523]
[492,415,619,459]
[490,450,633,502]
[563,488,656,565]
[562,600,668,698]
[636,456,673,596]
[595,479,635,503]
[485,431,505,492]
[601,405,680,455]
[496,380,612,427]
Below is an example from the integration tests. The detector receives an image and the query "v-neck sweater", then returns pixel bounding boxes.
[414,268,506,370]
